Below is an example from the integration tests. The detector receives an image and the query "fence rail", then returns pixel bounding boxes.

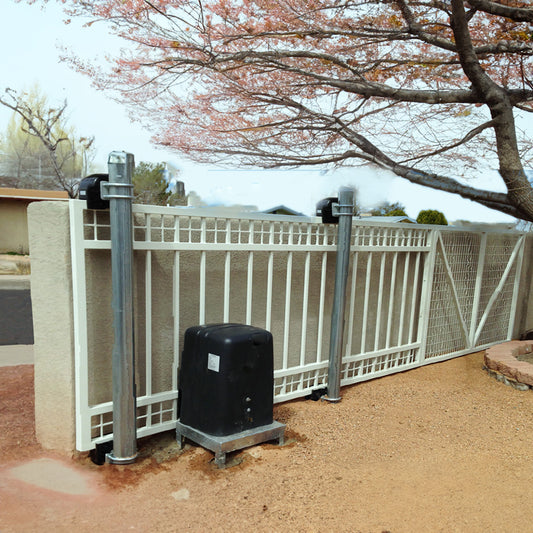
[70,200,527,451]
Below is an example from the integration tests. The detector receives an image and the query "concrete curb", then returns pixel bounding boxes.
[0,275,31,290]
[0,344,34,367]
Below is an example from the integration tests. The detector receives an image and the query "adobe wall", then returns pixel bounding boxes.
[27,201,76,451]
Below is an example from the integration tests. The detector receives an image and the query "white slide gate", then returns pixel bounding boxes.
[69,200,526,451]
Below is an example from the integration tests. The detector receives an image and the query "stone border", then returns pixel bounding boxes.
[484,341,533,391]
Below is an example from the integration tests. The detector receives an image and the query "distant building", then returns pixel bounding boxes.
[451,219,516,230]
[357,215,417,224]
[0,187,68,254]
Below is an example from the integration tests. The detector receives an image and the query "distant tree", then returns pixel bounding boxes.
[417,209,448,225]
[386,208,409,217]
[370,202,408,217]
[0,86,94,197]
[133,161,185,206]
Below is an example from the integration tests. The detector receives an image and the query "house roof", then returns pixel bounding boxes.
[262,205,306,216]
[0,187,69,201]
[358,215,417,224]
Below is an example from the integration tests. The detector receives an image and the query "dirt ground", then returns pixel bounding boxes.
[2,352,533,532]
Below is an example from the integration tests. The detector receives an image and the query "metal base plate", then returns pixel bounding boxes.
[176,420,286,467]
[105,451,138,465]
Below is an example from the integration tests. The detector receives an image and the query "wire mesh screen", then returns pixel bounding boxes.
[424,231,523,360]
[425,232,480,358]
[475,234,521,346]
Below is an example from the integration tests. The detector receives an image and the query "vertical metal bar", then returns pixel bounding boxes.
[327,187,354,402]
[69,200,91,451]
[265,222,275,331]
[360,253,373,354]
[374,252,386,351]
[469,233,487,346]
[224,252,231,323]
[282,251,293,373]
[105,151,137,464]
[316,251,328,362]
[145,250,152,400]
[224,220,232,323]
[199,251,206,324]
[172,217,181,410]
[266,252,274,331]
[300,251,311,366]
[199,216,207,324]
[417,229,438,363]
[385,252,398,349]
[246,252,254,325]
[397,252,410,347]
[281,222,295,380]
[172,250,180,411]
[408,251,421,344]
[345,251,359,358]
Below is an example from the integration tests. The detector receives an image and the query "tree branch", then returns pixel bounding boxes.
[467,0,533,22]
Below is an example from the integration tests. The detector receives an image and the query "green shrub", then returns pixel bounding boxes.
[416,209,448,225]
[386,208,408,217]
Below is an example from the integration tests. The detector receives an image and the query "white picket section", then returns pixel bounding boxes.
[69,200,527,451]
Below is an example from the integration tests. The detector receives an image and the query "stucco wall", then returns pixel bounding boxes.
[0,199,30,254]
[27,201,76,451]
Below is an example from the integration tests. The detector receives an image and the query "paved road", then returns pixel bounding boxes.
[0,276,34,346]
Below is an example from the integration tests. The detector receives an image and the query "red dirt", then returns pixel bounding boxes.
[0,365,40,463]
[2,352,533,532]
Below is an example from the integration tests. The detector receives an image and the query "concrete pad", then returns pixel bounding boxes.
[0,344,34,367]
[8,458,93,496]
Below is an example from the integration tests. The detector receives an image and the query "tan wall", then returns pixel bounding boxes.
[0,199,30,254]
[28,201,76,451]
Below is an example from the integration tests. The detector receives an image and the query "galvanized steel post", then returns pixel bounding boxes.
[104,151,138,464]
[327,187,355,402]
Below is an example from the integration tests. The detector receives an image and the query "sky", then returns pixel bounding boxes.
[0,1,518,223]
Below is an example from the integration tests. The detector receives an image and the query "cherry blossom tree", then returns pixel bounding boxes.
[37,0,533,219]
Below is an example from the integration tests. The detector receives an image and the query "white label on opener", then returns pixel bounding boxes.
[207,353,220,372]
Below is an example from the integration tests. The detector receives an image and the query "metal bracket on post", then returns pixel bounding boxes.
[326,187,355,402]
[101,182,135,201]
[105,151,138,465]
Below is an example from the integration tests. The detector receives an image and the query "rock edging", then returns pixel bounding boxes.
[484,341,533,391]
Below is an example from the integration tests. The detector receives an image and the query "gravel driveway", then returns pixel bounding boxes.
[1,351,533,532]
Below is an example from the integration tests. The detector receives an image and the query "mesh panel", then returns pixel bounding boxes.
[425,232,480,358]
[475,234,519,346]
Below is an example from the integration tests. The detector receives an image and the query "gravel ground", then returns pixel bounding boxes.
[2,351,533,532]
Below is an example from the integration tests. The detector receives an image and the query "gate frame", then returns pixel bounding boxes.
[69,199,528,451]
